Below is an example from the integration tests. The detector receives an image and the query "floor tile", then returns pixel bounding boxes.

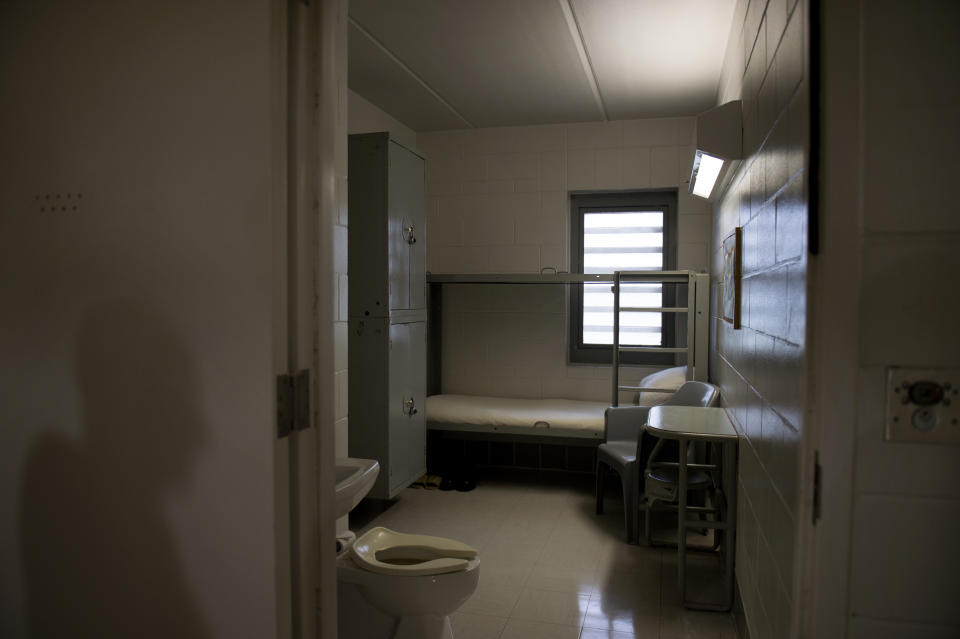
[510,587,590,626]
[355,472,738,639]
[660,553,728,608]
[477,559,534,591]
[460,581,524,617]
[659,604,738,639]
[499,618,580,639]
[591,570,661,614]
[525,564,600,595]
[582,593,660,636]
[597,542,662,579]
[482,535,547,565]
[450,611,508,639]
[579,627,639,639]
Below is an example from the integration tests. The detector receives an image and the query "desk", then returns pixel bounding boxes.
[645,405,738,611]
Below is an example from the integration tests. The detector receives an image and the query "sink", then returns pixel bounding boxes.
[335,457,379,518]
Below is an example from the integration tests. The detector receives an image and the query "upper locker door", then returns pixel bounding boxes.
[387,141,426,311]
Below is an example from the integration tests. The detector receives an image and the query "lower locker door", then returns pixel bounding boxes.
[388,322,426,495]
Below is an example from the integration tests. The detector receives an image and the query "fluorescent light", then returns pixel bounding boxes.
[691,151,724,198]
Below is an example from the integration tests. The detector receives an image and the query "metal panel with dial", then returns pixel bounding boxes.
[885,367,960,444]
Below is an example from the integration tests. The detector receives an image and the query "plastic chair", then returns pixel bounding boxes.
[595,381,720,543]
[640,442,715,546]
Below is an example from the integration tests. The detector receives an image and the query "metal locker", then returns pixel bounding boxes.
[387,140,425,312]
[387,321,426,495]
[348,132,428,500]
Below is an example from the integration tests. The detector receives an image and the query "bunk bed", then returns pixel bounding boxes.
[425,270,710,473]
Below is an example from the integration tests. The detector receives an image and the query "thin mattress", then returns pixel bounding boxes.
[425,394,610,439]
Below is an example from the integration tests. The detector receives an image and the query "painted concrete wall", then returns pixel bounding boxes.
[319,0,350,629]
[419,119,712,401]
[0,1,288,637]
[711,0,808,636]
[348,90,419,153]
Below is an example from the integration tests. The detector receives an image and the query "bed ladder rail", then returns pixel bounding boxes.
[610,271,710,406]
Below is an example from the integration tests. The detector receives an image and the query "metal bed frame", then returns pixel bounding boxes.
[427,270,711,406]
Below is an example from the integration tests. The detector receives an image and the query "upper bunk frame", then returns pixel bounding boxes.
[426,270,711,406]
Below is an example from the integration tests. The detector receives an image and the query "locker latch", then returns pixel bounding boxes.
[403,397,418,417]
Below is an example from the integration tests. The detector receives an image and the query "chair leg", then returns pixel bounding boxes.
[595,461,608,515]
[712,488,726,551]
[624,478,638,544]
[621,468,639,544]
[637,501,647,545]
[644,498,659,546]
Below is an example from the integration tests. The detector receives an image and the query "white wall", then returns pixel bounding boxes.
[320,0,350,627]
[419,119,712,401]
[348,90,419,152]
[711,0,808,637]
[0,1,289,637]
[329,1,350,538]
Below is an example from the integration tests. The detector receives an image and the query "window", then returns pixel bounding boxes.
[568,191,678,365]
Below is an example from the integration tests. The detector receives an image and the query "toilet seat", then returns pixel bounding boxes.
[351,527,478,576]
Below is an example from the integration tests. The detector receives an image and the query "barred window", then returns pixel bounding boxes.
[569,191,677,365]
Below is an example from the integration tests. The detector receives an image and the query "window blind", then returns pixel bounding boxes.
[582,211,664,346]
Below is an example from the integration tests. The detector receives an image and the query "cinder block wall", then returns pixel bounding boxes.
[711,0,809,636]
[419,118,712,401]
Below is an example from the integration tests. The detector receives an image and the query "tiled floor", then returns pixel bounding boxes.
[348,471,737,639]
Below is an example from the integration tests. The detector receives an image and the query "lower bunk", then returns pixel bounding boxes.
[425,395,608,485]
[423,367,689,487]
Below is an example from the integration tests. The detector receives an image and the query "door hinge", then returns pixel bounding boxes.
[812,451,822,525]
[277,369,311,438]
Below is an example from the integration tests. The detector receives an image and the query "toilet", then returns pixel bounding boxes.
[337,526,480,639]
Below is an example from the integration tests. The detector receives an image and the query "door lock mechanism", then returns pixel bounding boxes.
[886,368,960,444]
[403,397,418,417]
[403,225,417,245]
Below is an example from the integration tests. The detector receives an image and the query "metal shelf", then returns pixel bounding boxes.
[620,306,689,313]
[426,270,695,284]
[425,269,710,408]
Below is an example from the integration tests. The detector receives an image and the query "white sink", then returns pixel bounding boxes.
[335,457,379,518]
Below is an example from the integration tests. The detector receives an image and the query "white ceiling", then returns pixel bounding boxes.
[348,0,738,131]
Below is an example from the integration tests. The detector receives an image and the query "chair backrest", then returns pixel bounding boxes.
[636,381,721,472]
[662,381,720,409]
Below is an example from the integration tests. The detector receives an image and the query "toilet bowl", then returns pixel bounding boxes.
[337,527,480,639]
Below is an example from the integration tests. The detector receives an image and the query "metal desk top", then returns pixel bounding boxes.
[645,406,738,442]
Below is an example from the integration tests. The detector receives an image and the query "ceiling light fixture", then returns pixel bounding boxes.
[688,100,742,200]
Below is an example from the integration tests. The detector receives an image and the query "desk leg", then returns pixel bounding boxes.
[677,436,688,603]
[723,439,738,611]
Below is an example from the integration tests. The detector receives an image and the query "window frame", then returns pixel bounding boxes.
[568,190,679,365]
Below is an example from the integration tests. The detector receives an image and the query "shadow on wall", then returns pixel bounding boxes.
[20,300,210,638]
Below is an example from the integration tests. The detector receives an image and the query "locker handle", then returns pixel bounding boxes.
[403,397,418,416]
